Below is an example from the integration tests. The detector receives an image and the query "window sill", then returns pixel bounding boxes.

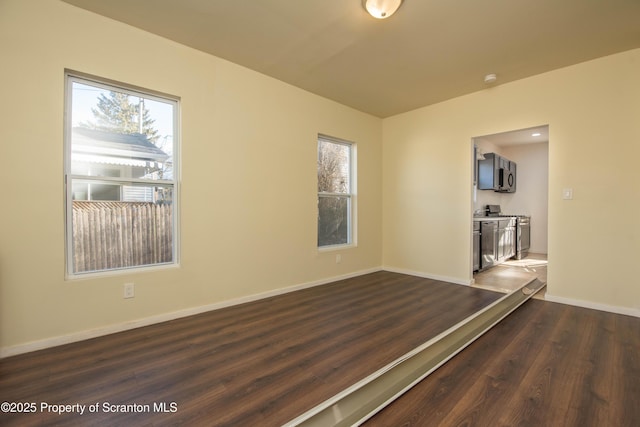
[318,243,356,253]
[65,262,180,281]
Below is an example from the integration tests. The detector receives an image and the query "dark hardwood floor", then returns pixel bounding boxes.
[364,298,640,427]
[4,272,637,427]
[0,271,501,426]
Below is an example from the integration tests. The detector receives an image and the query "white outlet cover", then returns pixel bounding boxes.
[124,283,135,298]
[562,188,573,200]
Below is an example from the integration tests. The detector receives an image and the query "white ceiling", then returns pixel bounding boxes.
[61,0,640,118]
[475,125,549,147]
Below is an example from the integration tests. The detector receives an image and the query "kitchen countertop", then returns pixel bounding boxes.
[473,216,518,221]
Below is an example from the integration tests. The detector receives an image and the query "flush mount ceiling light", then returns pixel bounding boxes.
[362,0,404,19]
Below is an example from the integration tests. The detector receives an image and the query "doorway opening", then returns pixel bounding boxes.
[470,125,549,295]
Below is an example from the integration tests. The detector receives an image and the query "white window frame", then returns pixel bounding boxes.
[64,71,180,277]
[317,134,356,249]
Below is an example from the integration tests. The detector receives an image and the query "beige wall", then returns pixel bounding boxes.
[383,48,640,312]
[501,142,549,254]
[0,0,382,352]
[1,0,638,354]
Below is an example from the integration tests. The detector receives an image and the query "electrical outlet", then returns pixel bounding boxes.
[336,254,342,264]
[124,283,135,299]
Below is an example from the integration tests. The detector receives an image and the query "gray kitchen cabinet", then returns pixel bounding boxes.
[477,217,516,271]
[478,153,516,193]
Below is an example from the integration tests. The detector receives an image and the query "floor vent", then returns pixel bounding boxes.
[284,278,546,427]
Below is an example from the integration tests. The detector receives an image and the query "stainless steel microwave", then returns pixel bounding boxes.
[498,168,515,192]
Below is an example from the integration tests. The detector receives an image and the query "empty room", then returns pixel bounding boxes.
[1,0,639,426]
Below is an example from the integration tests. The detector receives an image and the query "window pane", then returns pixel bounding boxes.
[71,192,173,273]
[318,139,350,193]
[70,82,174,181]
[66,74,178,275]
[318,195,349,246]
[72,181,120,201]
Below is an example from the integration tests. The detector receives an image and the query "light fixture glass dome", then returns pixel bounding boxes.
[362,0,404,19]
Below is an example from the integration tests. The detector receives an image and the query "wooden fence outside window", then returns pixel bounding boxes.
[72,201,173,273]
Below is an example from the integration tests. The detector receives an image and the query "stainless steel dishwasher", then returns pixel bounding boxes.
[480,220,497,270]
[516,216,531,259]
[497,217,516,262]
[473,221,480,272]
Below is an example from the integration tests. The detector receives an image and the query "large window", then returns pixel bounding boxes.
[65,72,179,275]
[317,135,355,247]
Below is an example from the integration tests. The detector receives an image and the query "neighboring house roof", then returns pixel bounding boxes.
[72,127,169,168]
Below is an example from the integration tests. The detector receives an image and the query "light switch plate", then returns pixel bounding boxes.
[562,188,573,200]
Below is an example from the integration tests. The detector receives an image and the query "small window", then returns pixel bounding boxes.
[65,72,179,275]
[317,135,355,247]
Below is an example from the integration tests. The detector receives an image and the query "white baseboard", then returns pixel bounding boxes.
[382,266,471,286]
[0,267,382,358]
[544,293,640,318]
[13,268,634,359]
